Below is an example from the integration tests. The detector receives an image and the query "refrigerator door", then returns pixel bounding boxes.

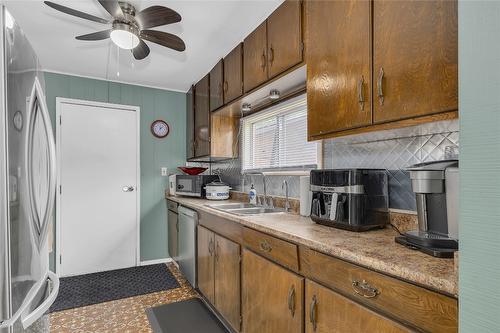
[0,6,10,331]
[0,6,59,332]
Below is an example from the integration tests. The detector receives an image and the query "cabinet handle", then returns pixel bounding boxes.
[377,67,385,106]
[259,240,272,253]
[309,295,318,332]
[261,51,266,71]
[223,81,228,93]
[269,46,275,65]
[215,241,220,262]
[357,76,365,111]
[208,238,214,256]
[287,285,296,317]
[352,279,380,298]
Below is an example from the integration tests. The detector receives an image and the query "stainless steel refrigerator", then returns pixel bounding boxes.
[0,6,59,333]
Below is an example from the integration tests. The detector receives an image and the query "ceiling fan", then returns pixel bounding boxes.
[44,0,186,60]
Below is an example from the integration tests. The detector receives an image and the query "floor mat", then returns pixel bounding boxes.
[147,298,229,333]
[49,264,180,312]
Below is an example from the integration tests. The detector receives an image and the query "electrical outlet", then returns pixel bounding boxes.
[161,167,168,176]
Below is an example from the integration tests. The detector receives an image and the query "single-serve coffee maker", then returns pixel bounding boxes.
[395,160,459,257]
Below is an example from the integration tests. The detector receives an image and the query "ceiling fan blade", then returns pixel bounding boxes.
[44,1,109,24]
[140,30,185,52]
[132,39,150,60]
[98,0,123,18]
[75,30,112,41]
[135,6,181,29]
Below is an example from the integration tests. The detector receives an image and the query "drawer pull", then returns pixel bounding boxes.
[269,46,275,65]
[287,285,296,317]
[261,51,266,71]
[259,240,272,253]
[309,295,318,332]
[352,279,380,299]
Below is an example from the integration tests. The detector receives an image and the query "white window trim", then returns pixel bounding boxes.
[240,94,322,174]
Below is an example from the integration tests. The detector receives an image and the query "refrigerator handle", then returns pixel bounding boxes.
[21,271,60,329]
[25,77,57,249]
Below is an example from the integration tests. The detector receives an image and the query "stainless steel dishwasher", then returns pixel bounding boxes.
[166,199,179,262]
[177,206,198,288]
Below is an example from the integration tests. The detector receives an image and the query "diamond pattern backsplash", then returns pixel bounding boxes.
[188,119,459,212]
[323,119,459,211]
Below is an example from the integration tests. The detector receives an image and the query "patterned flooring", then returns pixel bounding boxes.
[49,263,198,333]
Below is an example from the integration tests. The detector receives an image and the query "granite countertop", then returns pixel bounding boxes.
[166,195,458,297]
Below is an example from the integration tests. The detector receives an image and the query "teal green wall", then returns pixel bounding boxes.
[44,72,186,267]
[459,2,500,332]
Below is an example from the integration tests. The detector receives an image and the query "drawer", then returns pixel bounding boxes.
[299,246,458,333]
[243,227,299,272]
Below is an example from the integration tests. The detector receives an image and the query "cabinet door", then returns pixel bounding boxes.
[194,74,210,157]
[197,226,215,304]
[210,60,224,112]
[243,22,268,93]
[267,0,302,79]
[186,85,195,159]
[373,0,458,123]
[242,249,303,333]
[224,44,243,104]
[214,235,241,331]
[306,0,371,139]
[305,280,410,333]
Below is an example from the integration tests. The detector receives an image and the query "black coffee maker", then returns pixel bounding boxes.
[310,169,389,231]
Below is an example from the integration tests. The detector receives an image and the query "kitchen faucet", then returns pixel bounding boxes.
[282,180,290,212]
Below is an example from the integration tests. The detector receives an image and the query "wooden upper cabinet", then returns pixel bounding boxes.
[305,280,411,333]
[373,0,458,123]
[197,226,215,303]
[243,22,268,93]
[194,74,210,157]
[223,44,243,104]
[214,235,241,331]
[209,60,224,112]
[267,0,303,79]
[242,249,303,333]
[306,0,372,138]
[186,85,195,159]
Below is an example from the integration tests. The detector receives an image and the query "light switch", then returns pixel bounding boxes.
[161,167,168,176]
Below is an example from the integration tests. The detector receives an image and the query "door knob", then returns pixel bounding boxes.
[122,186,135,192]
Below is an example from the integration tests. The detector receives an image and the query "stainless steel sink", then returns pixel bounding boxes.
[206,203,284,215]
[206,203,258,210]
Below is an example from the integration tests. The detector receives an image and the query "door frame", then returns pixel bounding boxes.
[54,97,141,276]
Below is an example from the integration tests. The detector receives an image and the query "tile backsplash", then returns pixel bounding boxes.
[188,119,459,212]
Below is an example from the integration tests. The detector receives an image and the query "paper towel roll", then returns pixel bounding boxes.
[300,176,312,216]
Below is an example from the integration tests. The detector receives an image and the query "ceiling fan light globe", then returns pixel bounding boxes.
[110,27,139,50]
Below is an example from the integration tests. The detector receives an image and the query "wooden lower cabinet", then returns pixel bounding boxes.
[214,234,241,331]
[305,280,411,333]
[242,249,303,333]
[197,226,215,304]
[197,226,241,331]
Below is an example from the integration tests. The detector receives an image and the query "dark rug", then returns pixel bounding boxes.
[49,264,180,313]
[147,298,229,333]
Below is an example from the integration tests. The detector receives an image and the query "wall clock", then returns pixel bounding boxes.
[151,120,170,138]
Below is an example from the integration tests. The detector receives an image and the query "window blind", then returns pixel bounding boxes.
[241,94,318,172]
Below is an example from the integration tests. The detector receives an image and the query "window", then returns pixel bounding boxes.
[241,94,319,172]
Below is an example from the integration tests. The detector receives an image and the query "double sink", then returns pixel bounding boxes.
[206,203,285,215]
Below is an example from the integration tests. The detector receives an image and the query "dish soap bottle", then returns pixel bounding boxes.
[249,184,257,204]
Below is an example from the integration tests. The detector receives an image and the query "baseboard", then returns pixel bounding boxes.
[140,258,173,266]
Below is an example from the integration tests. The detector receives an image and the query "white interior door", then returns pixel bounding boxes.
[57,99,139,277]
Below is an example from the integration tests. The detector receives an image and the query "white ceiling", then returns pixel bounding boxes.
[5,0,283,92]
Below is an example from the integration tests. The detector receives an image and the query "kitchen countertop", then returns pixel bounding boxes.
[166,195,458,297]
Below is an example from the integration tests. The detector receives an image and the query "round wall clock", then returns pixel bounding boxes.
[151,120,170,138]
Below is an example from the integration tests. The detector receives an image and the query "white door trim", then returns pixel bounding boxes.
[55,97,141,276]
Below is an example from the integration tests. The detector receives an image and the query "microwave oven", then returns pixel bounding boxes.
[175,174,220,198]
